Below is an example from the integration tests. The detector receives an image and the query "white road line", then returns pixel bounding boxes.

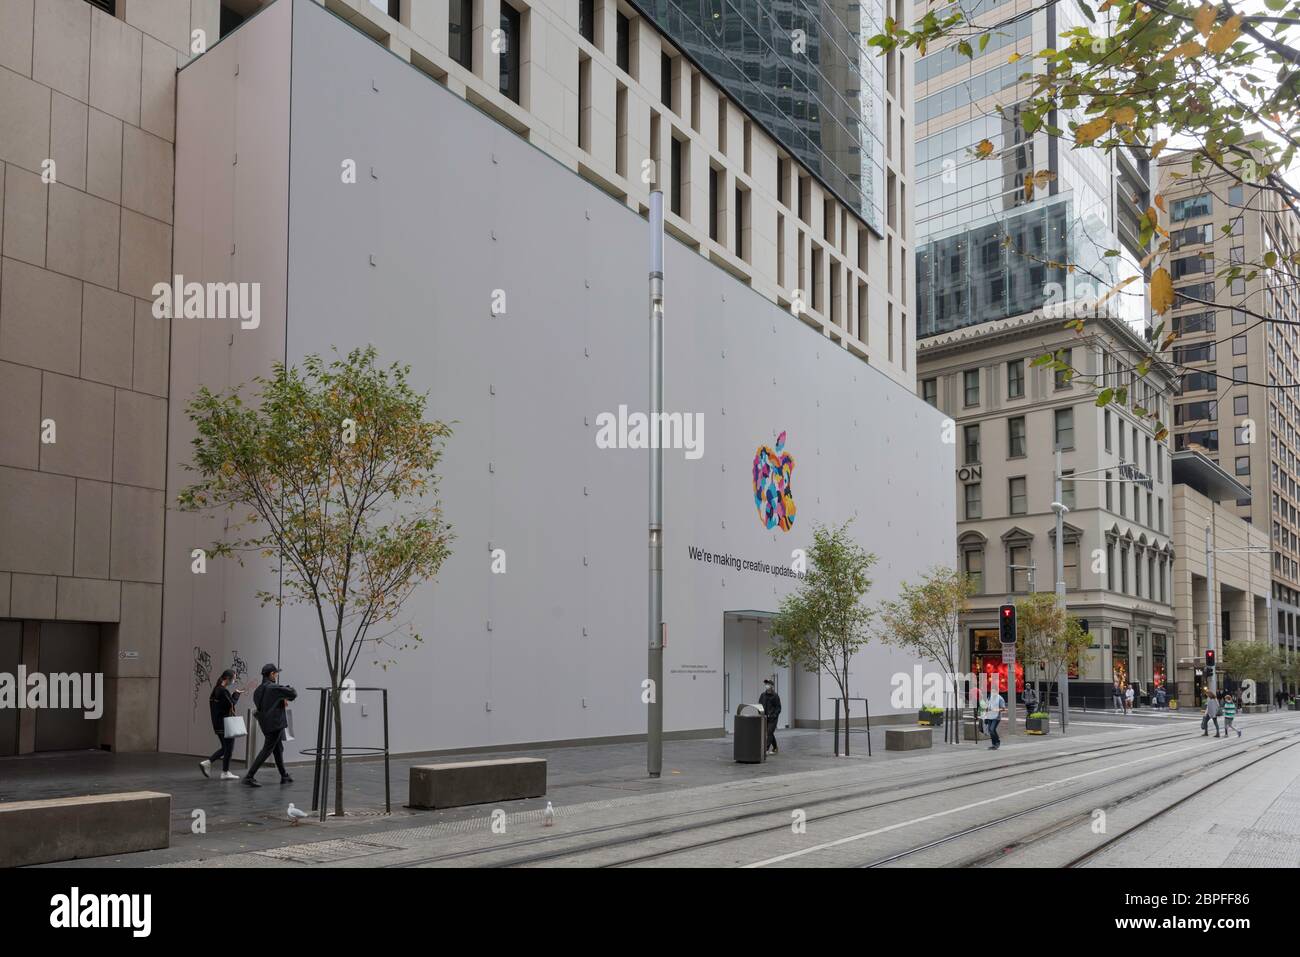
[744,741,1201,867]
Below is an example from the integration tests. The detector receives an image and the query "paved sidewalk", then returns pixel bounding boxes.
[2,712,1159,867]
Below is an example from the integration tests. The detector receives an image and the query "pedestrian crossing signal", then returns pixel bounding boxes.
[1206,649,1215,675]
[999,604,1017,644]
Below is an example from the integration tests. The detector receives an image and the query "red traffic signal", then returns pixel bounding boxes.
[999,603,1017,644]
[1206,649,1216,671]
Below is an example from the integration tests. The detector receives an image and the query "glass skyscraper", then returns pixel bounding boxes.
[912,0,1150,338]
[631,0,888,232]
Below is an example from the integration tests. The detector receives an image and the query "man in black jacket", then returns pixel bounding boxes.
[759,679,782,755]
[244,664,297,787]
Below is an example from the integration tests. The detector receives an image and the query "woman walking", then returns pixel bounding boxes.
[201,670,244,780]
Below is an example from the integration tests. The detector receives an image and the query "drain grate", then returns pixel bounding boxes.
[253,838,402,865]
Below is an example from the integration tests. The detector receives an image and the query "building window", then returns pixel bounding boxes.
[1121,547,1130,593]
[963,545,984,593]
[219,2,247,36]
[450,0,474,71]
[709,167,720,242]
[1055,407,1074,450]
[1007,359,1024,398]
[1106,472,1113,510]
[670,136,683,217]
[580,0,595,43]
[1104,409,1112,452]
[1009,477,1028,515]
[1008,416,1027,458]
[1062,470,1076,511]
[499,3,522,104]
[734,186,747,261]
[922,378,937,406]
[1055,348,1073,390]
[1158,497,1165,532]
[86,0,115,11]
[965,482,982,520]
[1234,395,1249,415]
[1232,334,1247,355]
[616,10,630,73]
[1064,539,1080,589]
[964,424,980,465]
[1236,456,1251,475]
[1106,542,1116,590]
[964,369,980,407]
[1232,277,1247,295]
[1008,543,1031,593]
[661,51,673,109]
[368,0,401,16]
[1233,365,1247,384]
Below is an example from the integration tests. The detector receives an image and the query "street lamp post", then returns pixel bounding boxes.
[1205,523,1218,697]
[647,190,665,778]
[1052,448,1070,730]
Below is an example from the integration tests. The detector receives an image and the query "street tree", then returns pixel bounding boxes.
[770,521,877,754]
[1219,639,1273,698]
[1014,593,1093,732]
[178,346,454,815]
[878,565,977,742]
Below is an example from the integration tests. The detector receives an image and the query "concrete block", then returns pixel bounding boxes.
[46,183,121,288]
[39,372,115,481]
[81,282,135,387]
[89,9,142,127]
[0,257,83,375]
[122,125,173,224]
[10,572,56,618]
[0,359,41,468]
[74,478,112,578]
[885,727,933,751]
[0,66,50,171]
[132,297,168,396]
[32,0,91,102]
[409,757,547,809]
[2,161,48,266]
[0,0,35,77]
[109,484,164,582]
[112,389,167,489]
[0,792,170,866]
[56,575,121,621]
[86,108,123,203]
[50,92,88,191]
[140,33,177,142]
[118,209,171,299]
[0,466,75,574]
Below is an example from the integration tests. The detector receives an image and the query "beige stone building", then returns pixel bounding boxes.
[917,308,1178,705]
[1160,149,1300,682]
[0,0,911,753]
[1169,450,1271,707]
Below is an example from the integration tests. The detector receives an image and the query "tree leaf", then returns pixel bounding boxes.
[1075,116,1112,145]
[1151,267,1175,314]
[1194,2,1216,38]
[1207,16,1243,54]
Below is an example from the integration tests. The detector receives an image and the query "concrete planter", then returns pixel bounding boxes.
[918,709,944,726]
[1025,716,1050,735]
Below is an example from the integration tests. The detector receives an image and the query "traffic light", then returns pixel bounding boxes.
[1206,649,1216,675]
[999,603,1017,644]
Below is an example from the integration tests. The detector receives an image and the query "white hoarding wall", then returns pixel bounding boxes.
[161,0,954,757]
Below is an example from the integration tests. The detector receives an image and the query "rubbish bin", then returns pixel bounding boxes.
[734,704,767,764]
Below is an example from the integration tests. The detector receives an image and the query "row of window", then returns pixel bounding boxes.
[959,536,1171,602]
[919,352,1071,409]
[961,409,1074,465]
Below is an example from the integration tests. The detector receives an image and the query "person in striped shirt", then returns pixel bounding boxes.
[1222,693,1242,738]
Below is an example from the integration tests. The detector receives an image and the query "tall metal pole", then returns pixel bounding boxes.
[1205,522,1218,696]
[1054,448,1069,730]
[647,190,665,778]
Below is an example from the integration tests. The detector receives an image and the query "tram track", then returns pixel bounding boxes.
[860,726,1300,868]
[383,713,1296,868]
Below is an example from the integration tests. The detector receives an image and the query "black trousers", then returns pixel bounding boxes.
[766,719,778,752]
[247,728,288,778]
[208,733,235,772]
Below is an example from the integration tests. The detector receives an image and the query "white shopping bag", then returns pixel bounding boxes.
[284,708,295,742]
[223,715,247,738]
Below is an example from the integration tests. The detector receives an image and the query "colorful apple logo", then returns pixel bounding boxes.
[753,431,796,531]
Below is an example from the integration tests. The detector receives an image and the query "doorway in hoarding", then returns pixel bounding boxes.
[722,612,790,734]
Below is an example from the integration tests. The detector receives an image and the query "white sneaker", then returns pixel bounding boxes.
[220,771,239,780]
[199,760,211,778]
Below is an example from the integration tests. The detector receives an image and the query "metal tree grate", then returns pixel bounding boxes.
[253,838,403,865]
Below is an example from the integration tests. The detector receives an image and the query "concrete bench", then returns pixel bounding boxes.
[0,791,170,867]
[409,757,547,809]
[885,727,933,751]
